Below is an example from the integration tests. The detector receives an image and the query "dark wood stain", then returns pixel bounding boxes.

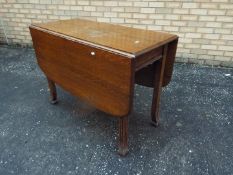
[32,18,177,56]
[30,28,134,117]
[29,19,178,156]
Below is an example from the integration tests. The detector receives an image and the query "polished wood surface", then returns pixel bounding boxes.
[30,27,135,117]
[32,19,177,56]
[29,18,178,156]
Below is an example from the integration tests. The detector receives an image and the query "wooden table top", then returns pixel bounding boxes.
[31,19,178,58]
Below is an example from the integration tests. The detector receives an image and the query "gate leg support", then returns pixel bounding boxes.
[151,45,168,127]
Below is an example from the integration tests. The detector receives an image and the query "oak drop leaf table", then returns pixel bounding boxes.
[29,19,178,156]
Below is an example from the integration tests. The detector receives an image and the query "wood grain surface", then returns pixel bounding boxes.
[31,19,177,57]
[30,27,135,117]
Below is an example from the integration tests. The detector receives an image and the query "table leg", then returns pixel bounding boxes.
[47,77,58,104]
[151,45,168,127]
[118,116,129,156]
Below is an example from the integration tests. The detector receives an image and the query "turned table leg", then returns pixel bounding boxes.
[47,77,58,104]
[118,116,129,156]
[151,45,168,127]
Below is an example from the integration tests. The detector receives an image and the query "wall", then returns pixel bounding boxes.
[0,0,233,66]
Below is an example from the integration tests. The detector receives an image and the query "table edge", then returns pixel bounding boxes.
[30,25,135,59]
[30,24,178,58]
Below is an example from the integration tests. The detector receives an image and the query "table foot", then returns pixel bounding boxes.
[50,99,58,105]
[118,147,129,156]
[151,120,159,127]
